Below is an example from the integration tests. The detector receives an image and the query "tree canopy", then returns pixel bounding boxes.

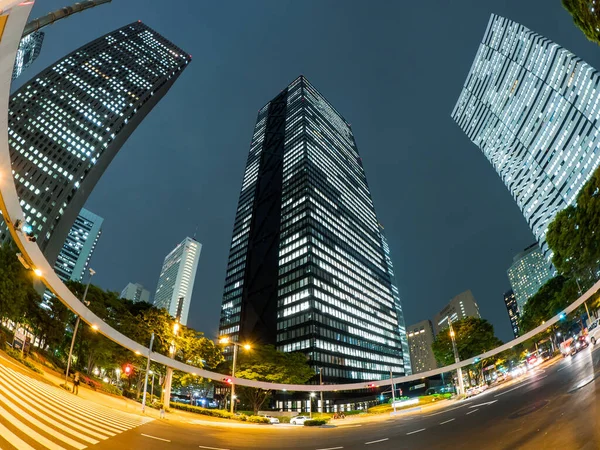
[562,0,600,46]
[431,317,503,367]
[235,345,314,414]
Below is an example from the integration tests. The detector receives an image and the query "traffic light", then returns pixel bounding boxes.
[379,394,384,401]
[367,383,376,388]
[124,364,132,375]
[223,377,232,384]
[559,312,566,320]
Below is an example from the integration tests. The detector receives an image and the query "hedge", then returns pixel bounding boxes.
[304,419,328,426]
[169,402,270,424]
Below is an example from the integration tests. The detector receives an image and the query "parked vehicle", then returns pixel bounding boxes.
[290,415,309,425]
[587,319,600,345]
[260,415,280,424]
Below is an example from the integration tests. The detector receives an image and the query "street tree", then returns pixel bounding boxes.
[235,345,314,415]
[431,317,503,367]
[562,0,600,46]
[519,276,577,333]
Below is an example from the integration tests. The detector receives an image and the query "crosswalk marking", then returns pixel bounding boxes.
[0,361,153,450]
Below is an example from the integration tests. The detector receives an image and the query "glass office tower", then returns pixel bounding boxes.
[12,31,44,80]
[219,76,406,382]
[2,21,190,266]
[452,14,600,259]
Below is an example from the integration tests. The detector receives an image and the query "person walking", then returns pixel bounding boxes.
[73,372,80,395]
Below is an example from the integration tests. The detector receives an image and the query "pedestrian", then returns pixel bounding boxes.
[159,406,165,419]
[73,372,80,395]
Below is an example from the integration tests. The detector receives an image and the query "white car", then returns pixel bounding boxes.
[587,319,600,345]
[290,415,309,425]
[261,415,280,424]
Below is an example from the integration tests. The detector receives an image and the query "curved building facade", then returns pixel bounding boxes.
[452,14,600,258]
[2,21,190,265]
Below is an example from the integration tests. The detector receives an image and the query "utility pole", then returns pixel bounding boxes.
[230,343,238,414]
[64,268,95,388]
[448,318,464,396]
[389,367,397,413]
[141,332,154,413]
[318,367,324,413]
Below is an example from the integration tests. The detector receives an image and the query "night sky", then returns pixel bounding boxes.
[17,1,600,343]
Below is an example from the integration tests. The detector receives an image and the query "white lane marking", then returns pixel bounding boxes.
[316,447,344,450]
[365,438,389,444]
[337,424,362,428]
[439,418,455,425]
[0,421,36,450]
[406,429,426,435]
[494,376,548,397]
[198,446,231,450]
[469,400,498,408]
[0,391,86,449]
[466,409,479,415]
[423,402,472,417]
[141,433,171,442]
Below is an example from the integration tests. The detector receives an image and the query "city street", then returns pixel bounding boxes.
[1,346,599,449]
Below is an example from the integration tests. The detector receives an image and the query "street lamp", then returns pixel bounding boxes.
[218,336,251,414]
[64,267,95,389]
[309,392,316,418]
[448,318,465,396]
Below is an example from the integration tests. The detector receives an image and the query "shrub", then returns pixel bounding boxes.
[23,360,43,374]
[169,403,271,423]
[304,419,328,426]
[246,415,271,424]
[6,348,24,363]
[82,376,102,391]
[99,382,122,396]
[278,416,291,423]
[0,329,7,350]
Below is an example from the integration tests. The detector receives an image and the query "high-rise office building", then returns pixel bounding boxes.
[507,243,553,312]
[154,237,201,326]
[2,21,190,268]
[218,75,407,382]
[12,31,44,80]
[53,207,102,282]
[407,320,437,374]
[433,290,481,335]
[452,14,600,259]
[503,290,520,339]
[381,229,411,375]
[121,282,151,304]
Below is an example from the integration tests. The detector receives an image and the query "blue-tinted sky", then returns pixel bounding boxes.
[19,0,600,342]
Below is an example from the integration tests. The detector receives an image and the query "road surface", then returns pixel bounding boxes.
[2,346,600,449]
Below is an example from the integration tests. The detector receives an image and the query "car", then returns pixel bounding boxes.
[587,319,600,345]
[290,415,309,425]
[575,335,589,352]
[260,415,280,424]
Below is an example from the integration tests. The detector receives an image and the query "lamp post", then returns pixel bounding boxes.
[218,337,251,414]
[448,318,464,396]
[64,268,95,388]
[309,392,316,418]
[141,332,154,413]
[163,321,180,410]
[149,370,155,402]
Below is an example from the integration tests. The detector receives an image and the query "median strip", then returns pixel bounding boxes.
[141,434,171,442]
[365,438,389,444]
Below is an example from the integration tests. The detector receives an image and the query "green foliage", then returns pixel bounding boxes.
[169,403,270,423]
[23,359,43,374]
[431,317,503,366]
[234,345,315,415]
[304,419,328,426]
[99,382,122,396]
[0,329,6,350]
[519,275,577,333]
[6,347,24,362]
[562,0,600,45]
[547,166,600,288]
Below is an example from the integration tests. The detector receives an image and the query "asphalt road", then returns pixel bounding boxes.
[3,346,600,450]
[92,345,600,450]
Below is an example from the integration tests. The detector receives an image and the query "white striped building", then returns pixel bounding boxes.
[452,14,600,259]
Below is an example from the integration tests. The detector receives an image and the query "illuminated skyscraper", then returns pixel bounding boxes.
[507,243,553,312]
[433,290,481,335]
[503,290,520,338]
[154,237,201,326]
[53,207,102,282]
[1,21,190,267]
[12,31,44,80]
[452,14,600,259]
[219,76,407,382]
[121,282,151,304]
[407,320,437,374]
